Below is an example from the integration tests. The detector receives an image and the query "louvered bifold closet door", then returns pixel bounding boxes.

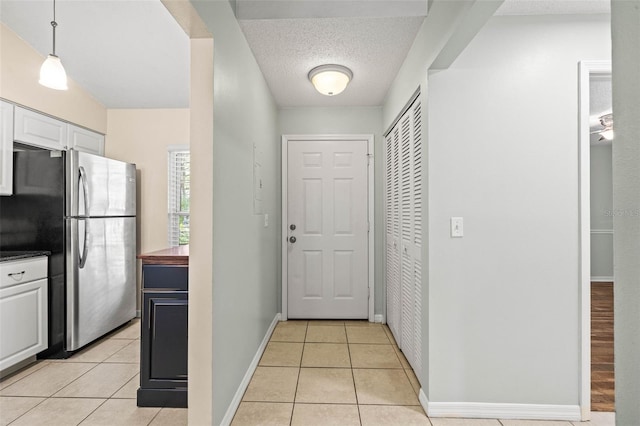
[409,101,423,379]
[385,127,402,344]
[384,97,423,380]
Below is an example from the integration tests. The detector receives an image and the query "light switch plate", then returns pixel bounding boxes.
[264,213,269,228]
[451,217,464,237]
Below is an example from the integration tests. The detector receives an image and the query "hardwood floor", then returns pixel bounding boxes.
[591,282,614,412]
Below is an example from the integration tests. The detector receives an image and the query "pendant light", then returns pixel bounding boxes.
[39,0,68,90]
[308,64,352,96]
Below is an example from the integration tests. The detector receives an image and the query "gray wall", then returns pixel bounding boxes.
[590,144,613,280]
[427,15,610,404]
[192,2,280,424]
[278,107,384,315]
[384,11,611,406]
[612,1,640,422]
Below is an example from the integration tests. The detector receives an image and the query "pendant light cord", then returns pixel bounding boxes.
[51,0,57,56]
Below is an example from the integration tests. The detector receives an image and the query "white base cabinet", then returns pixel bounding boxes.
[0,256,48,371]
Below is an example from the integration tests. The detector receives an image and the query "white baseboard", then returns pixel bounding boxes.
[591,277,614,283]
[220,313,281,426]
[421,394,580,422]
[374,314,385,323]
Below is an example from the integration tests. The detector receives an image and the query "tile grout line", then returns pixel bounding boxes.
[75,397,110,425]
[5,394,49,425]
[289,321,308,426]
[0,360,50,391]
[345,325,364,426]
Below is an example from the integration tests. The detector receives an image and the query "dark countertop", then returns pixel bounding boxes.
[137,246,189,265]
[0,251,51,263]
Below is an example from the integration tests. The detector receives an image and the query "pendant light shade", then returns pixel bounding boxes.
[39,54,68,90]
[39,0,68,91]
[308,64,352,96]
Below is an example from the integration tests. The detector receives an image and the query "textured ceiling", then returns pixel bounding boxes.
[0,0,189,109]
[0,0,612,110]
[497,0,610,15]
[239,16,425,107]
[235,0,427,19]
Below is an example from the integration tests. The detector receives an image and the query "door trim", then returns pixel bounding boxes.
[281,134,375,322]
[578,60,611,421]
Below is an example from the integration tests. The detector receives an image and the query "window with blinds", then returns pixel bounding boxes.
[168,148,190,247]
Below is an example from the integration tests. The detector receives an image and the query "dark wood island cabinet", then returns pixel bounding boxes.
[137,246,189,408]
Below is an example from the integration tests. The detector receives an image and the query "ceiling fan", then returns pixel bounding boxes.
[591,113,614,141]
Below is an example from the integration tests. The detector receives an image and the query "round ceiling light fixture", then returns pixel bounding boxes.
[308,64,353,96]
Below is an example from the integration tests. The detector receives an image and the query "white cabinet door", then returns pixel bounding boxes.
[0,257,48,371]
[68,124,105,156]
[14,106,67,151]
[0,101,13,195]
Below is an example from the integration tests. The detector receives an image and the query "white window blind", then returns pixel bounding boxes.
[168,148,190,247]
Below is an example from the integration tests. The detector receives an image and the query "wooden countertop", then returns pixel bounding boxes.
[138,246,189,265]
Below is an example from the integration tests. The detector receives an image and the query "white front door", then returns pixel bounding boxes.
[287,138,369,319]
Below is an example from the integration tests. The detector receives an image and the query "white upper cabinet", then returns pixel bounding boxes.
[12,105,105,156]
[14,106,67,151]
[67,124,105,156]
[0,101,14,195]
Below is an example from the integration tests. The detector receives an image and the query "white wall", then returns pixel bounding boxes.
[191,2,280,424]
[278,106,384,314]
[611,1,640,422]
[105,109,190,311]
[590,144,613,280]
[428,14,610,406]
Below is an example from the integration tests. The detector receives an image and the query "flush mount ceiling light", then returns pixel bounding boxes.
[39,0,68,90]
[308,64,353,96]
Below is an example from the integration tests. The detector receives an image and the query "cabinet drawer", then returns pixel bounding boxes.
[142,265,188,290]
[0,257,48,289]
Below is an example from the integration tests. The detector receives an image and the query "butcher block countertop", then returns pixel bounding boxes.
[137,246,189,265]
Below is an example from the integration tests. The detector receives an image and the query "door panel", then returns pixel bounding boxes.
[67,150,136,217]
[287,139,369,319]
[66,217,136,350]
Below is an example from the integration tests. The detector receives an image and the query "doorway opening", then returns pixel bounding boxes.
[579,60,614,418]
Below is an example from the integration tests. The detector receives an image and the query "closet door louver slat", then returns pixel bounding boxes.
[384,97,423,380]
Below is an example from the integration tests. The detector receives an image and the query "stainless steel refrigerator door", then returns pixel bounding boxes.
[66,150,136,218]
[66,217,136,351]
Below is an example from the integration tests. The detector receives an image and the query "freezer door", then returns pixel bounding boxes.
[67,150,136,217]
[66,217,136,351]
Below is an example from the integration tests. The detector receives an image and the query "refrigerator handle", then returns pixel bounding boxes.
[79,166,89,217]
[79,219,89,269]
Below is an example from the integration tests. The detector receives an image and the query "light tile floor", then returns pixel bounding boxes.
[0,319,187,426]
[231,320,616,426]
[1,319,616,426]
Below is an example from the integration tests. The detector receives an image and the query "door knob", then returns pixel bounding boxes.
[289,236,297,243]
[290,224,296,230]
